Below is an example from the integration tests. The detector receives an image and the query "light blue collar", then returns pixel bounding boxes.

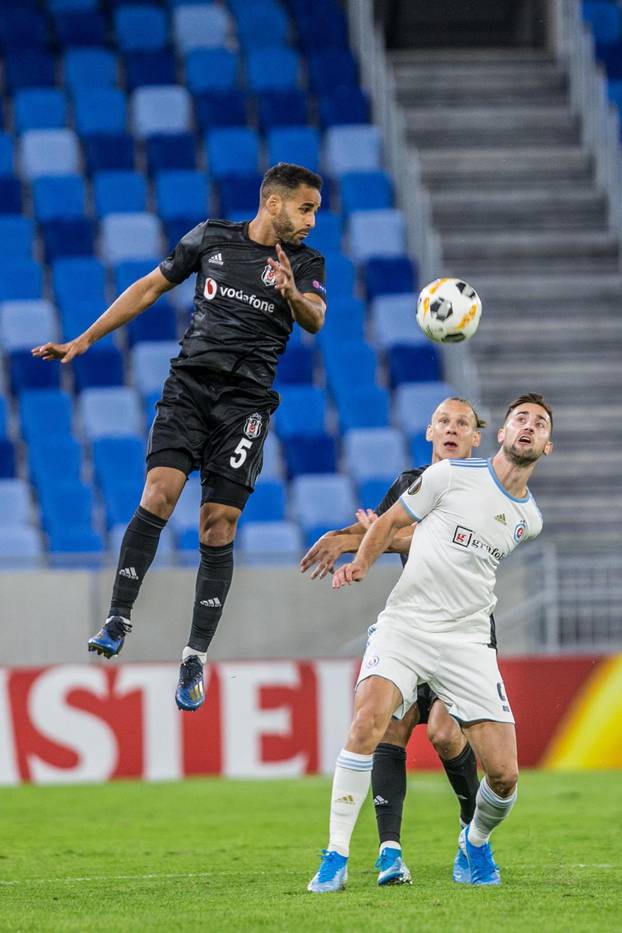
[487,459,531,503]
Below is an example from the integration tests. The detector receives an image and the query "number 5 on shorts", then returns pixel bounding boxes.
[230,437,252,469]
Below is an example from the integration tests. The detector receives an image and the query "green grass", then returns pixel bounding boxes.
[1,771,620,932]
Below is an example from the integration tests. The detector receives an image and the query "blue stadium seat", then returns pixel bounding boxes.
[0,526,42,567]
[39,480,94,533]
[73,88,127,135]
[343,427,407,483]
[340,171,393,215]
[93,436,145,493]
[14,89,67,133]
[295,1,349,52]
[9,349,59,393]
[258,432,282,481]
[323,342,378,398]
[128,300,177,345]
[348,209,407,262]
[173,3,232,53]
[0,179,22,215]
[0,9,48,51]
[0,260,43,302]
[5,51,55,91]
[583,1,621,44]
[217,173,263,215]
[371,294,426,348]
[283,434,337,478]
[387,344,441,387]
[33,176,86,220]
[125,49,177,90]
[0,216,34,258]
[113,259,157,294]
[595,40,622,77]
[239,480,285,523]
[319,87,370,127]
[131,86,193,138]
[185,48,238,93]
[155,170,210,221]
[19,389,74,444]
[115,4,168,52]
[72,345,125,391]
[308,49,358,94]
[48,524,103,562]
[0,478,31,526]
[290,473,356,531]
[83,133,135,172]
[236,5,289,52]
[336,385,391,432]
[324,254,356,298]
[206,128,260,178]
[0,439,16,478]
[267,127,320,172]
[29,437,83,492]
[169,474,201,534]
[395,382,456,435]
[357,478,392,510]
[315,297,365,350]
[78,386,143,439]
[0,134,14,175]
[305,212,342,254]
[607,78,622,112]
[53,257,106,307]
[257,89,308,131]
[53,9,107,46]
[145,133,196,172]
[246,47,299,92]
[0,396,6,437]
[410,431,433,466]
[238,520,302,563]
[194,89,248,130]
[41,218,97,260]
[365,257,416,300]
[274,344,314,385]
[100,476,144,527]
[100,213,163,263]
[275,386,327,438]
[93,171,148,215]
[20,130,81,180]
[64,48,118,90]
[324,125,382,176]
[131,340,177,395]
[60,302,114,346]
[108,522,173,565]
[0,300,57,351]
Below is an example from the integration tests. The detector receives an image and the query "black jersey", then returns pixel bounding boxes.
[159,219,326,389]
[375,465,429,567]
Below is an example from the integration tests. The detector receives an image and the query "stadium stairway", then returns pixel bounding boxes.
[391,47,622,548]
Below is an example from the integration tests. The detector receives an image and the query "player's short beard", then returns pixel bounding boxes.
[504,440,539,467]
[272,206,298,244]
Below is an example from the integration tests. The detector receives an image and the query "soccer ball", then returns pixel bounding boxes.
[416,278,482,344]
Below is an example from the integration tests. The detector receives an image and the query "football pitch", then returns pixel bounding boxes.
[1,771,620,933]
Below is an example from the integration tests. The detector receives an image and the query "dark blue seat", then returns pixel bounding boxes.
[357,478,392,510]
[305,212,342,254]
[319,87,370,127]
[387,344,441,388]
[239,481,285,523]
[236,5,290,53]
[340,171,393,215]
[217,173,263,215]
[101,478,143,527]
[93,170,147,215]
[127,300,177,345]
[14,89,68,133]
[72,345,124,391]
[54,10,107,46]
[296,2,349,52]
[0,133,14,175]
[125,50,177,91]
[0,9,48,51]
[29,437,82,492]
[274,344,314,385]
[41,218,96,260]
[256,89,308,131]
[583,1,621,44]
[0,260,43,301]
[206,127,260,178]
[0,178,22,214]
[63,48,118,90]
[48,524,103,562]
[83,133,135,172]
[283,434,337,478]
[194,89,248,130]
[115,4,168,52]
[20,389,73,444]
[410,432,433,467]
[185,48,238,93]
[155,170,210,221]
[0,216,34,258]
[145,133,196,172]
[307,49,358,95]
[266,127,320,172]
[365,256,417,299]
[323,341,378,399]
[0,438,15,478]
[33,176,86,221]
[73,88,127,136]
[39,480,93,532]
[60,301,113,347]
[336,385,390,432]
[596,40,622,77]
[315,297,365,350]
[246,47,299,91]
[53,257,106,307]
[4,50,55,90]
[275,386,326,438]
[93,437,145,494]
[324,253,356,298]
[10,350,61,394]
[164,219,200,251]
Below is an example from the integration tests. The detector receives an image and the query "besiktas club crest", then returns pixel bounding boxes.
[261,264,277,287]
[244,413,263,439]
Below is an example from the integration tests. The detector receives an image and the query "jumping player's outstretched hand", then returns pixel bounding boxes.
[332,562,367,589]
[32,334,91,364]
[355,508,379,530]
[300,534,343,580]
[267,243,296,300]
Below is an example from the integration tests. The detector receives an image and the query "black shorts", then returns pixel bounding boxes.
[146,365,279,504]
[415,683,438,725]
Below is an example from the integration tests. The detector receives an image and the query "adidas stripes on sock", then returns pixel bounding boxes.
[371,742,407,846]
[110,506,167,618]
[187,542,234,653]
[328,748,374,857]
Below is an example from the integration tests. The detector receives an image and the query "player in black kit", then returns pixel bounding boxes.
[300,397,486,884]
[32,162,326,711]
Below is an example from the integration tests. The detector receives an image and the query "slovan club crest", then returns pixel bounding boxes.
[261,264,277,287]
[244,413,263,439]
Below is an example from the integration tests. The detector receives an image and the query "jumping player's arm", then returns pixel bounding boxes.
[267,243,326,334]
[32,269,174,364]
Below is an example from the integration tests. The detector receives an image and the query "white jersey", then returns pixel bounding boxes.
[378,457,543,640]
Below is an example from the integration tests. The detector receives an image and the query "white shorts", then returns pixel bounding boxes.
[356,619,514,725]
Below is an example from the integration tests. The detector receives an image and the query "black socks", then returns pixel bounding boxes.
[110,506,167,618]
[441,742,480,825]
[372,742,407,845]
[188,542,234,653]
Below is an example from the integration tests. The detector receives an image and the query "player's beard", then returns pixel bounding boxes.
[272,206,300,245]
[504,439,540,466]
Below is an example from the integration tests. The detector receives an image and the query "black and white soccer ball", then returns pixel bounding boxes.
[416,278,482,344]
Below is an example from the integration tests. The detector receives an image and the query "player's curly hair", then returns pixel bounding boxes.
[446,397,487,429]
[504,393,553,433]
[260,162,323,200]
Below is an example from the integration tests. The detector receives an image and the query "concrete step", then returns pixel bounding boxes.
[405,106,581,148]
[390,49,558,67]
[446,256,621,275]
[442,229,619,260]
[475,319,622,347]
[420,147,594,189]
[431,188,608,232]
[467,273,622,301]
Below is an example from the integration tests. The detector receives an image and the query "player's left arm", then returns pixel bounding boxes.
[332,501,413,588]
[267,243,326,334]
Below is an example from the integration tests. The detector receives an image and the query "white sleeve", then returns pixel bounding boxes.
[399,459,452,522]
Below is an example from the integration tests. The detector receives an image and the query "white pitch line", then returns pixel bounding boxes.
[0,872,211,887]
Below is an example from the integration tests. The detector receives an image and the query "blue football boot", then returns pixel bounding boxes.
[175,655,205,711]
[88,616,132,658]
[452,830,471,883]
[375,847,412,886]
[307,850,348,893]
[463,825,501,885]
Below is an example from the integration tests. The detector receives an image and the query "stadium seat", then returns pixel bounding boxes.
[60,302,114,346]
[53,9,107,46]
[290,474,356,531]
[19,389,74,444]
[0,133,14,175]
[371,294,427,349]
[239,480,286,523]
[48,524,104,562]
[357,478,392,510]
[274,386,327,438]
[5,50,56,91]
[131,86,193,138]
[217,174,263,215]
[365,257,416,300]
[155,170,210,221]
[0,260,43,302]
[29,437,83,491]
[0,300,57,351]
[246,48,300,92]
[0,525,42,567]
[0,216,34,258]
[93,171,147,215]
[78,387,143,439]
[53,257,107,307]
[323,342,378,399]
[305,212,342,254]
[323,254,356,298]
[172,3,233,53]
[410,431,433,467]
[64,48,118,90]
[100,213,163,263]
[283,434,337,478]
[145,133,197,172]
[206,128,260,178]
[343,428,407,483]
[20,130,81,180]
[169,475,201,533]
[41,218,97,260]
[235,4,289,52]
[340,171,393,215]
[274,344,314,386]
[0,439,16,478]
[348,209,407,263]
[336,385,391,432]
[83,133,135,172]
[394,382,456,435]
[93,436,145,493]
[0,9,48,51]
[238,520,302,563]
[257,89,308,131]
[125,49,177,91]
[0,397,6,437]
[127,300,177,345]
[0,478,31,526]
[115,4,168,52]
[267,127,320,172]
[582,2,621,44]
[32,176,86,220]
[0,179,22,215]
[319,87,370,127]
[9,350,59,393]
[73,88,127,135]
[72,345,125,391]
[315,297,366,350]
[185,48,239,93]
[324,125,382,176]
[39,480,94,533]
[131,340,177,395]
[14,89,68,133]
[308,49,358,94]
[387,344,441,387]
[257,432,282,481]
[100,476,144,528]
[113,259,158,295]
[292,0,349,51]
[194,89,248,130]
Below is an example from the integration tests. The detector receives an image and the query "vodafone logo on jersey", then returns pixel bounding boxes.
[204,277,218,300]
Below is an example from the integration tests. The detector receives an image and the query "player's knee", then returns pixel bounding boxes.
[486,765,519,798]
[200,505,240,546]
[348,706,389,753]
[141,477,179,519]
[428,720,462,758]
[382,716,412,748]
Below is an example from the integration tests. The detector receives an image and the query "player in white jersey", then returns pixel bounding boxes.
[307,393,553,892]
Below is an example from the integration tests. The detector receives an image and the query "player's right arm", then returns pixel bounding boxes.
[32,268,175,364]
[332,500,413,588]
